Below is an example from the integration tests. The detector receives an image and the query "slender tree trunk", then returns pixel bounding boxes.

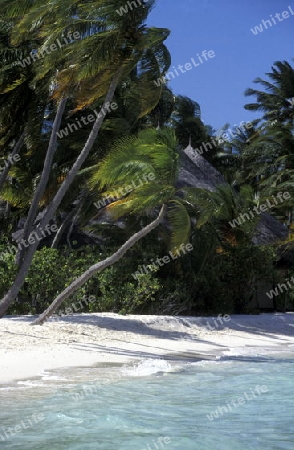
[31,205,166,325]
[51,209,76,248]
[0,132,25,192]
[17,99,67,266]
[0,69,122,318]
[41,68,122,222]
[66,202,83,250]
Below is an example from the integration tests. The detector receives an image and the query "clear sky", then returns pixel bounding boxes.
[148,0,294,132]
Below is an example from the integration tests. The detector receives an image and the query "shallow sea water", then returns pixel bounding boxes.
[1,355,294,450]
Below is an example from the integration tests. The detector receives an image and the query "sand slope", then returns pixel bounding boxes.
[1,313,294,383]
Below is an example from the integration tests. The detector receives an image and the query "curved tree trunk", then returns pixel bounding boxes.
[66,201,83,250]
[17,99,67,266]
[31,205,166,325]
[0,220,46,318]
[0,68,122,319]
[41,68,122,223]
[0,132,25,193]
[51,209,76,248]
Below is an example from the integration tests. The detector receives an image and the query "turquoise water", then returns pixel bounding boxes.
[1,356,294,449]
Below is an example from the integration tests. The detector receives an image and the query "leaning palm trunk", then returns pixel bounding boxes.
[17,99,67,266]
[0,69,122,319]
[32,205,166,325]
[66,201,83,250]
[0,132,25,193]
[51,208,77,248]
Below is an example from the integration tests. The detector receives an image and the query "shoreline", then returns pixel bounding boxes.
[1,312,294,384]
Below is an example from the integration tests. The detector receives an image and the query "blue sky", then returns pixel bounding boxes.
[148,0,294,132]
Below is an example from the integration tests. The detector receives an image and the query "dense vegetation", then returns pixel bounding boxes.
[0,1,293,320]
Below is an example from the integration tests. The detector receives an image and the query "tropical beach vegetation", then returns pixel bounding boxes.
[0,0,293,323]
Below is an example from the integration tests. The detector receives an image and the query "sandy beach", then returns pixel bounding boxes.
[1,313,294,384]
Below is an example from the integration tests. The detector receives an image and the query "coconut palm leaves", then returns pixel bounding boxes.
[170,96,206,149]
[89,128,218,249]
[227,61,294,224]
[244,60,294,126]
[5,0,170,111]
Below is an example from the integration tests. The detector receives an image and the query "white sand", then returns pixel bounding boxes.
[1,313,294,384]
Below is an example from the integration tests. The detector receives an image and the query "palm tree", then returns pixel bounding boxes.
[238,122,294,224]
[31,128,217,324]
[171,96,206,148]
[244,60,294,126]
[214,61,294,227]
[141,86,175,129]
[242,62,294,224]
[0,16,33,150]
[0,0,171,317]
[0,16,44,199]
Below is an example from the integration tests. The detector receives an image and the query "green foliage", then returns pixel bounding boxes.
[22,248,68,313]
[91,267,161,314]
[272,268,294,312]
[152,278,196,315]
[198,244,276,314]
[150,235,277,316]
[5,246,104,315]
[4,238,164,315]
[1,232,278,317]
[244,60,294,125]
[88,127,215,253]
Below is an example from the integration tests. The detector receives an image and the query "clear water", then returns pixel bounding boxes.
[1,356,294,450]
